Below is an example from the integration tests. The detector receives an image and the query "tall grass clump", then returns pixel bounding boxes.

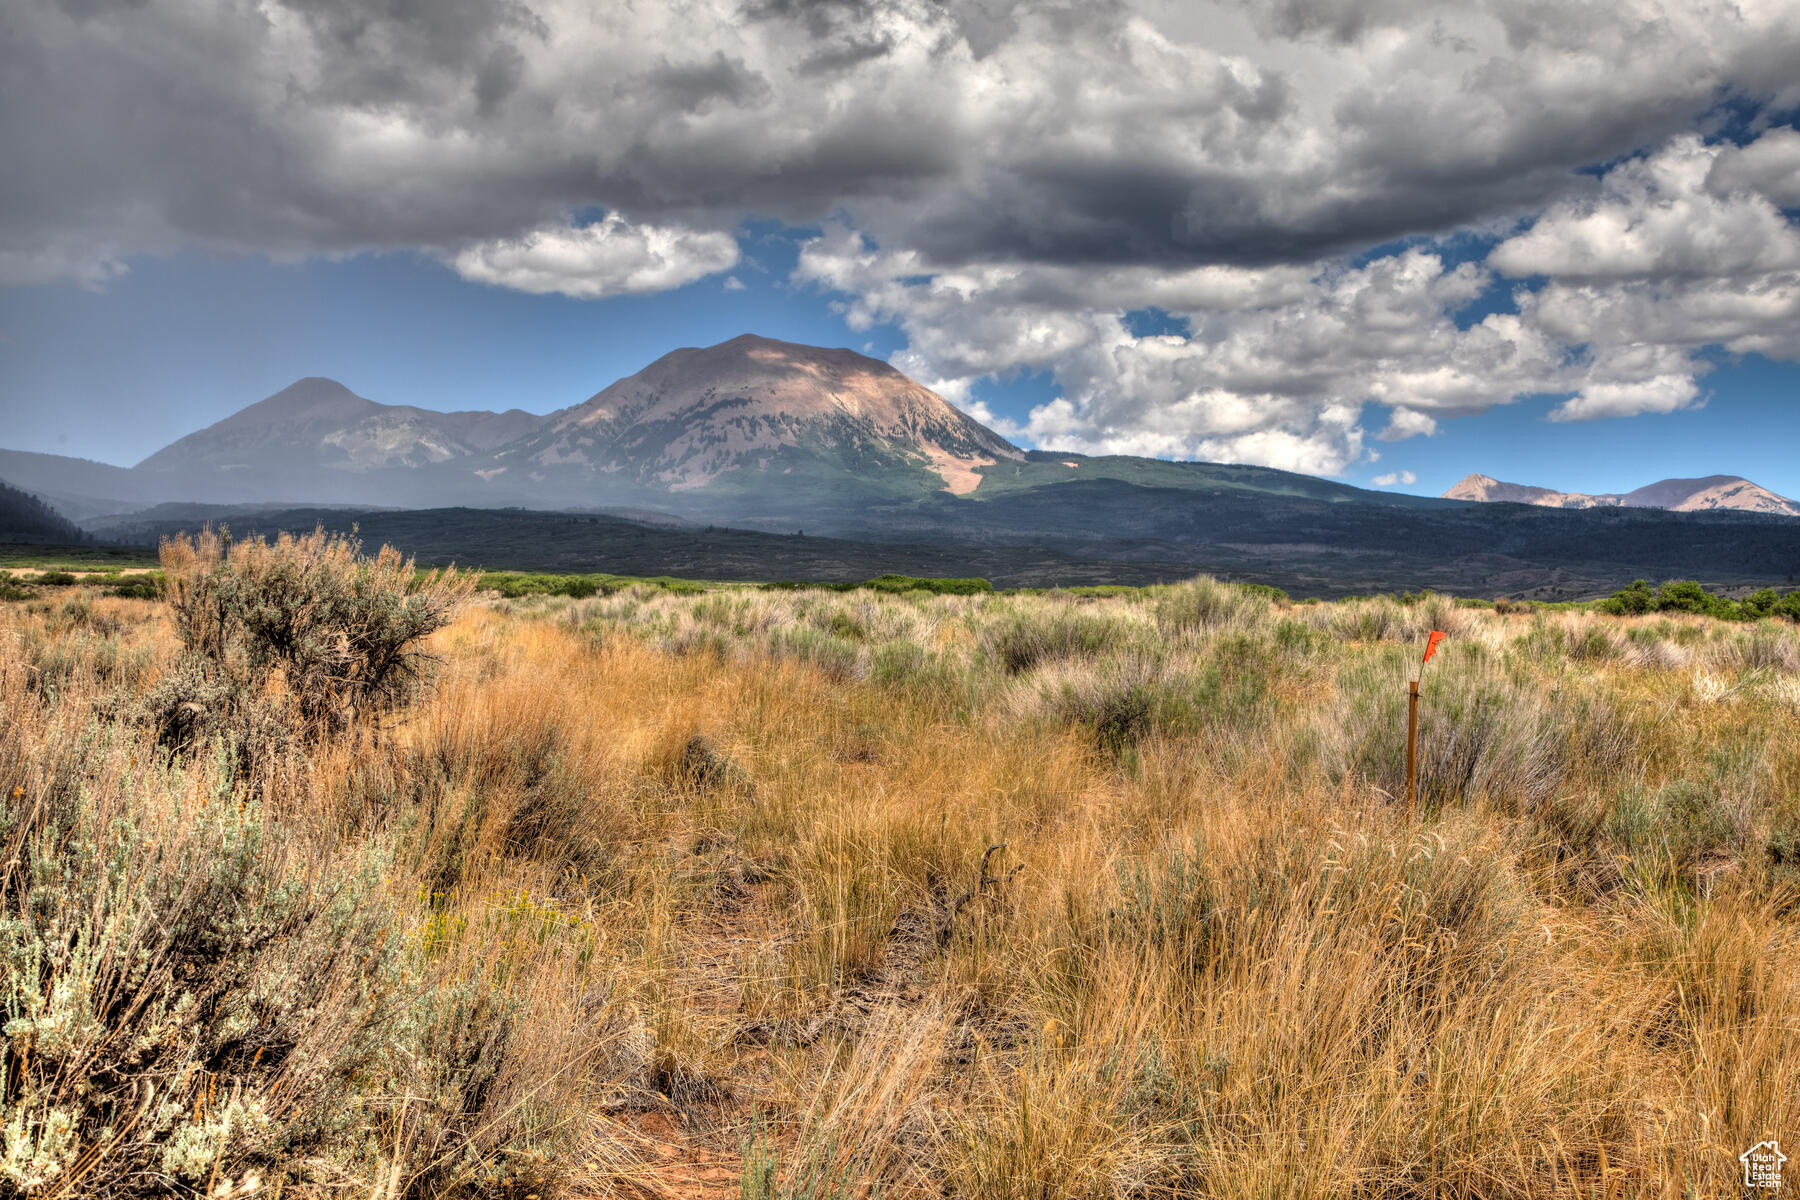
[982,607,1140,674]
[1152,576,1274,634]
[1319,647,1565,808]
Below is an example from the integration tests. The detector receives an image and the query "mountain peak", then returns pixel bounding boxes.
[516,334,1023,495]
[134,376,548,482]
[1445,472,1800,517]
[227,377,375,425]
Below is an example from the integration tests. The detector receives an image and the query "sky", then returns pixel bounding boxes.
[3,0,1800,501]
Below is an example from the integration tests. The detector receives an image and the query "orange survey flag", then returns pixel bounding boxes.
[1422,630,1446,664]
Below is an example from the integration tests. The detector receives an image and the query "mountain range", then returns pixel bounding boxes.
[0,334,1444,523]
[1444,473,1800,517]
[5,334,1800,597]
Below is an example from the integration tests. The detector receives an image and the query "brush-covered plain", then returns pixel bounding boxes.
[2,538,1797,1198]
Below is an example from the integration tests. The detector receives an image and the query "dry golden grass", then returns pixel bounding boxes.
[2,573,1797,1197]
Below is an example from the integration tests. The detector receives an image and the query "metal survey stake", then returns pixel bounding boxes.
[1407,630,1447,816]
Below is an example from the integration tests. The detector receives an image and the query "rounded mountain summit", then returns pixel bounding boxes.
[487,334,1025,501]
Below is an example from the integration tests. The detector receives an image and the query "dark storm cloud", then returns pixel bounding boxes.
[797,35,895,77]
[640,52,773,114]
[474,42,528,116]
[8,0,1796,282]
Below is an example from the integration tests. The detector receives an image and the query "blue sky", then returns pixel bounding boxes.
[0,233,892,466]
[5,0,1800,505]
[5,237,1797,501]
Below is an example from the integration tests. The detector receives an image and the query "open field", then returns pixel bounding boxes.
[0,544,158,571]
[2,540,1797,1197]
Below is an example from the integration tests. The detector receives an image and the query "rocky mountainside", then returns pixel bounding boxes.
[136,377,545,483]
[1445,473,1800,517]
[477,334,1024,506]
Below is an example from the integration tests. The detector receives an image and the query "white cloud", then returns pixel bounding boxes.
[797,232,1566,474]
[0,238,130,289]
[794,123,1800,470]
[1380,409,1439,440]
[1490,130,1800,407]
[1550,374,1701,422]
[1372,470,1417,487]
[722,275,746,291]
[449,215,739,299]
[1709,126,1800,206]
[1489,134,1800,280]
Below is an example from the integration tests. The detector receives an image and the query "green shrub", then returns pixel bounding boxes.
[984,610,1132,674]
[1027,660,1197,755]
[861,574,992,595]
[481,572,602,598]
[1154,576,1264,632]
[824,608,869,641]
[107,572,161,600]
[0,717,410,1195]
[1325,655,1563,809]
[30,570,76,587]
[1052,673,1165,754]
[869,638,957,697]
[769,625,864,681]
[1597,578,1799,622]
[1767,819,1800,872]
[1604,780,1738,873]
[1741,588,1781,619]
[155,527,475,755]
[1568,624,1623,663]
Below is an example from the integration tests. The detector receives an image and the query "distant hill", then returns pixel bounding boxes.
[84,504,1207,590]
[7,336,1446,523]
[0,448,174,521]
[86,494,1800,600]
[1446,473,1800,517]
[133,377,546,505]
[0,479,86,544]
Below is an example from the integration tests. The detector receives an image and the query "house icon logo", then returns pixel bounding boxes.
[1741,1140,1786,1189]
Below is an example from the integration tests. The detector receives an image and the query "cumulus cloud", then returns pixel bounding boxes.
[1709,127,1800,206]
[797,231,1572,473]
[1372,470,1417,487]
[7,0,1799,280]
[1489,130,1800,416]
[1550,374,1701,422]
[1381,409,1439,441]
[6,0,1800,468]
[787,124,1800,471]
[1489,135,1800,280]
[449,215,739,298]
